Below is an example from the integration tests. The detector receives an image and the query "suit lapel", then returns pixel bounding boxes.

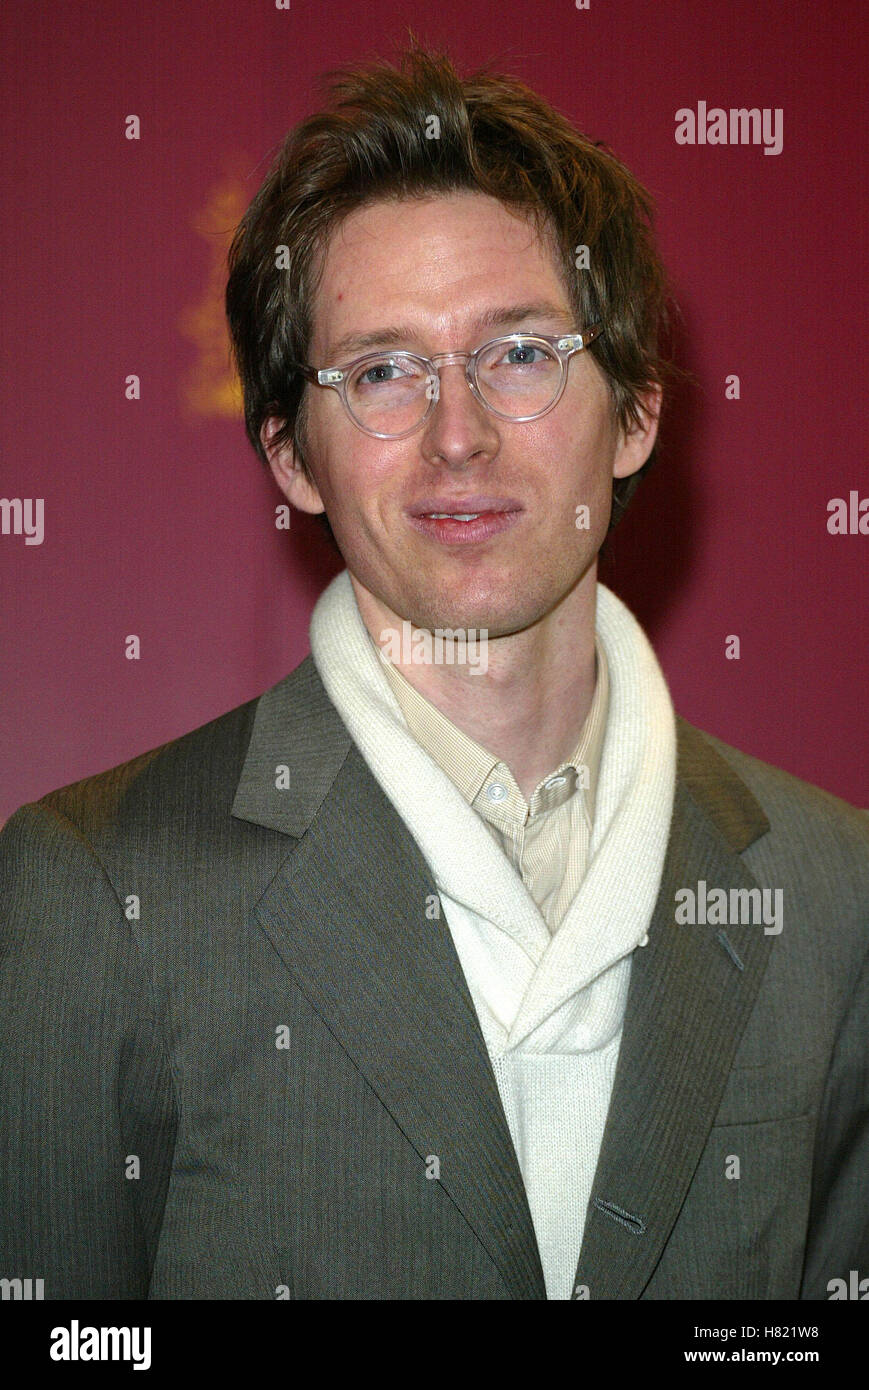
[572,718,773,1299]
[232,657,547,1300]
[233,662,773,1302]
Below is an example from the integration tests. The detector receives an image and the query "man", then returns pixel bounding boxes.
[1,46,866,1302]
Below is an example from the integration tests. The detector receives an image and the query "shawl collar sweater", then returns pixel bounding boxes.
[309,570,677,1298]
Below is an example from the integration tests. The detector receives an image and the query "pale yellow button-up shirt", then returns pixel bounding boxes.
[376,637,609,933]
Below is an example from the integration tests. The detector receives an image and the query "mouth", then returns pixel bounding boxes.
[406,497,523,546]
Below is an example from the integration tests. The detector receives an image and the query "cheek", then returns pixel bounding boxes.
[525,413,616,540]
[528,409,617,492]
[308,426,402,531]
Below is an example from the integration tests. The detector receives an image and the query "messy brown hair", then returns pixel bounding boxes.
[226,41,678,538]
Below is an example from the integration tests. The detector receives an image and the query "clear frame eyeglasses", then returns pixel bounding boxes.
[288,324,604,440]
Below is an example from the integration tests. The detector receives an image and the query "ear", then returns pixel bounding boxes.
[260,416,325,515]
[612,382,663,480]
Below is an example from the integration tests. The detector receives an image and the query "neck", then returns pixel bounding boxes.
[351,564,599,802]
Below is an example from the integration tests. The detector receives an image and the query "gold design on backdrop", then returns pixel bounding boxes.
[179,164,248,419]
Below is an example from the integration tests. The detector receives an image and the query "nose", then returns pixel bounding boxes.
[419,360,500,470]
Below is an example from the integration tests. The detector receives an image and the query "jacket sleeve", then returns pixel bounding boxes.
[0,802,178,1298]
[799,932,869,1299]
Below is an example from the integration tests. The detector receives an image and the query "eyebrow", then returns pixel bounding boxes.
[325,301,576,362]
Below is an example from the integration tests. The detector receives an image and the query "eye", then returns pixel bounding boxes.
[503,343,547,366]
[360,362,403,385]
[482,339,553,371]
[353,356,423,390]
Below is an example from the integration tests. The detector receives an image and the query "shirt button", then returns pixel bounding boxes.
[487,782,508,802]
[544,775,568,790]
[638,932,649,947]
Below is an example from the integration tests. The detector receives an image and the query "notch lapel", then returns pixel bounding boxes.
[232,658,546,1300]
[233,663,775,1302]
[572,718,773,1299]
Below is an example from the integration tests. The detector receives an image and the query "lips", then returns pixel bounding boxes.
[407,496,523,518]
[406,501,523,546]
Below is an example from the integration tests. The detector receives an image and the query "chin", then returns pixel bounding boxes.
[425,566,581,634]
[406,593,548,639]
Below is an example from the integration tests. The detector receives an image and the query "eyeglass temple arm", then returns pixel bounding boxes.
[287,362,318,383]
[290,323,604,384]
[557,323,604,353]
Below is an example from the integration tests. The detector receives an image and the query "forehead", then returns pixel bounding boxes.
[309,192,571,353]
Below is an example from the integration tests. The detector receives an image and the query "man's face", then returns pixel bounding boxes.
[265,191,658,638]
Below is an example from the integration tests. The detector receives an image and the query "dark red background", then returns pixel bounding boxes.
[2,0,866,819]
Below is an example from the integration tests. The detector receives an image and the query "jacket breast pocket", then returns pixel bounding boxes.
[713,1055,825,1127]
[648,1110,817,1299]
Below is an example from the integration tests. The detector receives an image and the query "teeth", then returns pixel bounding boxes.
[427,512,482,520]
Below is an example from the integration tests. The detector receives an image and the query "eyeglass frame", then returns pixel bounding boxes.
[287,323,605,439]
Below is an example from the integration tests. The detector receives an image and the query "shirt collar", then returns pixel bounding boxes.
[374,632,609,823]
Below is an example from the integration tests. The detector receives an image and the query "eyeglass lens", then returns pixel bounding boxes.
[344,337,563,435]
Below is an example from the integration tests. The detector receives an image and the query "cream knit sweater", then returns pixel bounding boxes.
[309,571,677,1299]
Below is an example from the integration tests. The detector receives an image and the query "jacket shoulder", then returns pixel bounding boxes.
[684,719,866,831]
[7,656,320,850]
[678,716,869,891]
[678,718,869,1006]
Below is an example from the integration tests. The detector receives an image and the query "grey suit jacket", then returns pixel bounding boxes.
[1,655,867,1300]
